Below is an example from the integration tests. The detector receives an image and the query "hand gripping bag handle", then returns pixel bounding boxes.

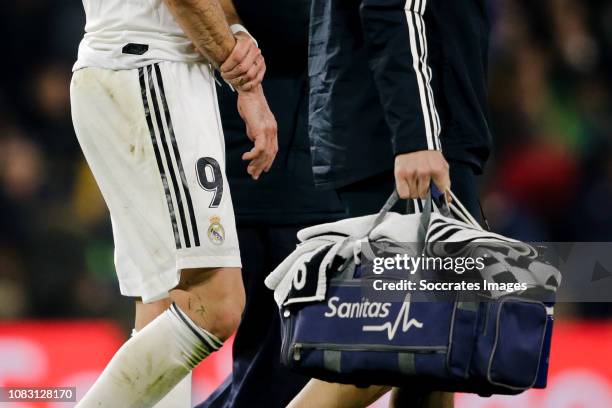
[367,184,452,237]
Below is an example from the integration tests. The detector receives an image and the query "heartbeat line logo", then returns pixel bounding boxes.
[362,296,423,340]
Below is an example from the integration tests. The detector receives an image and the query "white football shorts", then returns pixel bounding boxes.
[70,62,241,303]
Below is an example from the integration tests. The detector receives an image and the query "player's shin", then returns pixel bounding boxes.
[76,303,222,408]
[153,372,192,408]
[131,329,193,408]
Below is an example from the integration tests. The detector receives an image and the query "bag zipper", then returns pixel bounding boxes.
[281,309,295,366]
[291,342,447,362]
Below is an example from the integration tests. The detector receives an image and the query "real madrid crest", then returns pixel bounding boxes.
[207,215,225,245]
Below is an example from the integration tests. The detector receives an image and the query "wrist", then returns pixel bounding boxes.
[230,24,258,48]
[237,83,263,97]
[394,145,440,157]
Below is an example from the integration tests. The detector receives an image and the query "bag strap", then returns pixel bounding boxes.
[448,190,482,229]
[367,184,482,238]
[368,190,401,235]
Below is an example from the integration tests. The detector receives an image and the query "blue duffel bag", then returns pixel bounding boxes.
[275,191,558,396]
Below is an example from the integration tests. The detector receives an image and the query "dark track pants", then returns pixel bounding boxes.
[197,226,310,408]
[337,161,481,219]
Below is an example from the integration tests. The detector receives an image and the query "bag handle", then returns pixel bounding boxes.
[361,186,447,267]
[421,184,451,225]
[367,184,481,238]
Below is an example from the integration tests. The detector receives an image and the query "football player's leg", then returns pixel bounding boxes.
[288,381,390,408]
[134,298,193,408]
[135,298,172,331]
[170,267,245,342]
[76,267,244,408]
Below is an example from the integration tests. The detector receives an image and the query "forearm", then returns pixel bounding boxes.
[219,0,241,26]
[164,0,235,66]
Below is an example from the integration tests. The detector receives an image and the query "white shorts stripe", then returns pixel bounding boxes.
[139,66,184,249]
[140,64,203,249]
[150,64,201,247]
[144,66,191,249]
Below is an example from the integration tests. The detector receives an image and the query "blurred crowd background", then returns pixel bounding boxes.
[0,0,611,325]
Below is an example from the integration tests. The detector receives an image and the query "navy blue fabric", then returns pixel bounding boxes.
[280,281,552,394]
[291,284,454,347]
[447,307,478,379]
[360,0,441,153]
[471,299,547,390]
[309,0,394,189]
[309,0,492,189]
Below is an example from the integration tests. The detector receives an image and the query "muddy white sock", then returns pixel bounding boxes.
[130,329,193,408]
[150,372,191,408]
[77,303,221,408]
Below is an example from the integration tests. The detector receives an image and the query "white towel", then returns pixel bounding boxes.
[266,211,425,306]
[424,212,561,298]
[266,198,560,307]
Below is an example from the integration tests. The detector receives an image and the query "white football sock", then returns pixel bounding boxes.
[131,329,193,408]
[152,372,192,408]
[77,303,221,408]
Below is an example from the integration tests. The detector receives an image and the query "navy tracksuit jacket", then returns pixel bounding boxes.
[309,0,493,189]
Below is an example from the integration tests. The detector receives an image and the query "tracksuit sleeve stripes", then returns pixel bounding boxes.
[360,0,442,154]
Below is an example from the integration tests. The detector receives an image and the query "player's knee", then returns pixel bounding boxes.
[205,297,244,341]
[199,282,244,341]
[172,267,245,341]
